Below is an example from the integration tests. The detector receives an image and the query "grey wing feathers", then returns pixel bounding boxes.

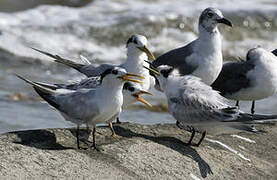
[31,47,85,71]
[80,63,115,77]
[211,61,255,96]
[168,77,235,124]
[56,90,99,119]
[153,41,197,75]
[61,77,101,90]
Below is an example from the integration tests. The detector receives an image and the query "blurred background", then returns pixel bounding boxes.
[0,0,277,133]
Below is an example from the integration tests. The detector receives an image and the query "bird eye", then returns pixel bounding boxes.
[129,87,135,92]
[133,39,138,44]
[207,12,213,17]
[112,70,118,75]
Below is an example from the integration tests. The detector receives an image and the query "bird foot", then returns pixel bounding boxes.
[90,145,100,151]
[111,134,121,139]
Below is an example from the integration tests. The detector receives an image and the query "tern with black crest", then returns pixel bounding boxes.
[32,34,155,123]
[16,67,143,149]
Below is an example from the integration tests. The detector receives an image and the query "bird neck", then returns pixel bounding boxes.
[124,48,147,71]
[198,24,219,36]
[99,78,124,94]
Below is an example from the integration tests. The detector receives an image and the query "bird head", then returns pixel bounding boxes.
[100,67,144,84]
[199,7,232,31]
[123,82,153,108]
[143,62,176,91]
[126,34,155,60]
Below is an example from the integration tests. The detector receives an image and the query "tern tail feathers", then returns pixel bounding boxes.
[16,74,60,109]
[34,82,59,90]
[225,113,277,122]
[31,47,85,71]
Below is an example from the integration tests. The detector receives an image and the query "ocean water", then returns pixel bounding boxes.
[1,0,277,133]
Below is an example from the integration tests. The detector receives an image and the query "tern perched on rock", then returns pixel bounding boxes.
[145,64,277,146]
[16,67,143,149]
[32,34,155,122]
[152,7,232,89]
[212,47,277,114]
[28,77,153,110]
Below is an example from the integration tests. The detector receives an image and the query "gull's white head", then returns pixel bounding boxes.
[123,82,153,108]
[199,7,232,32]
[246,47,275,62]
[100,67,143,86]
[126,34,155,60]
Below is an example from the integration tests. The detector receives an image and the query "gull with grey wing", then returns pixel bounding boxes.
[152,7,232,90]
[212,47,277,114]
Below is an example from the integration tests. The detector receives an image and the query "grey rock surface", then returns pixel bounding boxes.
[0,122,276,179]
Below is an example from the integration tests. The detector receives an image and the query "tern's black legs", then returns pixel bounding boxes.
[235,101,240,108]
[196,131,206,147]
[176,124,206,147]
[187,127,196,145]
[76,125,80,149]
[251,100,255,114]
[116,117,121,124]
[91,127,98,150]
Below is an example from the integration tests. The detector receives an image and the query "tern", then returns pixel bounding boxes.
[16,67,143,149]
[212,47,277,114]
[152,7,232,90]
[145,64,277,146]
[32,34,155,122]
[33,78,153,109]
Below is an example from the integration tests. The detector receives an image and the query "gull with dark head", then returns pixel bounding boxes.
[145,64,277,146]
[16,67,143,149]
[212,47,277,114]
[152,7,232,89]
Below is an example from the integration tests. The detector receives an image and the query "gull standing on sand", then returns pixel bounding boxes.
[32,34,155,122]
[152,7,232,89]
[145,64,277,146]
[212,47,277,114]
[16,67,143,149]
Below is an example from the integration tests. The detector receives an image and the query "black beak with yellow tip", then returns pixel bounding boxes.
[138,46,156,60]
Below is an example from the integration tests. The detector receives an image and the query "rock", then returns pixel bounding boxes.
[0,122,276,179]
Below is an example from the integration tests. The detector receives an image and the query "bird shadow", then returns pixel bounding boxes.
[114,125,213,178]
[11,129,73,150]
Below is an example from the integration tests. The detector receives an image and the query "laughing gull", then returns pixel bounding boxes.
[212,47,277,114]
[145,64,277,146]
[32,34,155,122]
[16,67,143,149]
[152,7,232,89]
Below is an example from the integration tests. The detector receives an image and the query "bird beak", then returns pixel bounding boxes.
[138,46,156,60]
[132,91,153,108]
[217,18,232,27]
[118,73,144,83]
[143,66,160,76]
